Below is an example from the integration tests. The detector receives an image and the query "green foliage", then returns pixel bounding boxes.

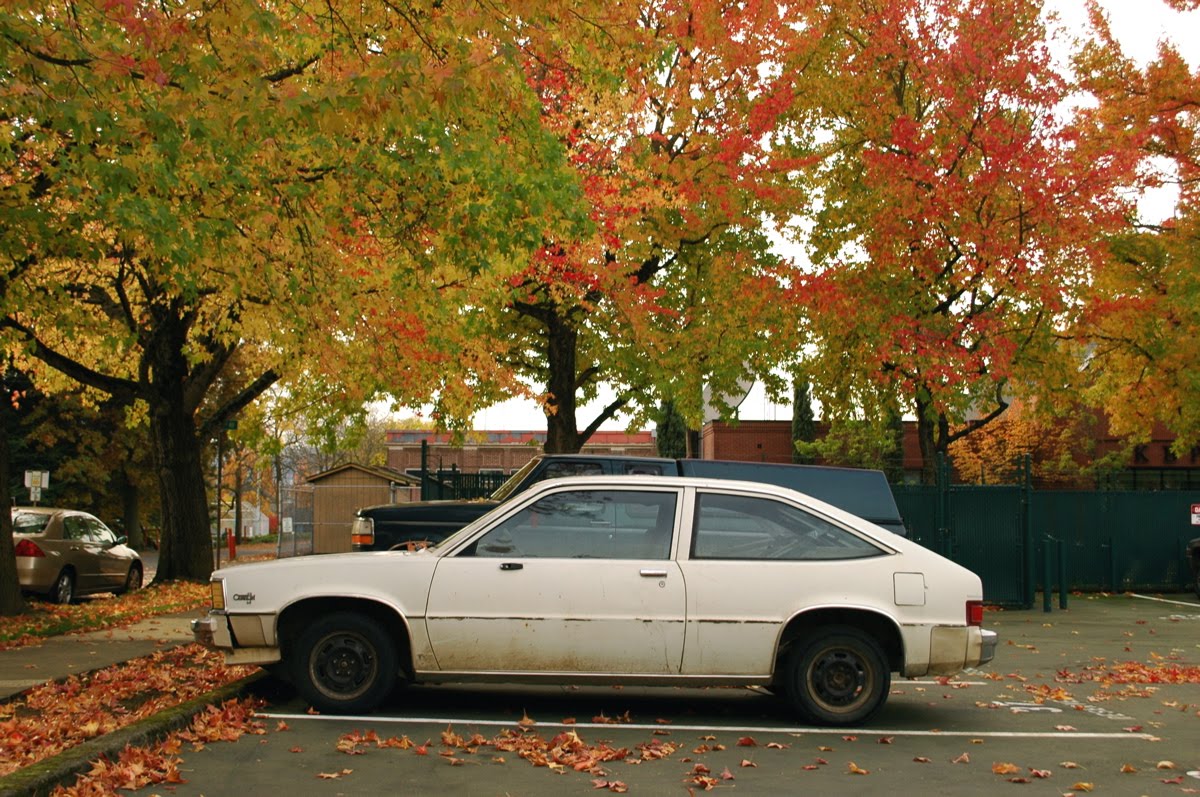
[791,380,817,465]
[654,400,688,459]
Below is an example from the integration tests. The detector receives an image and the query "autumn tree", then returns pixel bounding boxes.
[0,0,585,581]
[1074,9,1200,450]
[0,366,27,615]
[787,0,1138,482]
[442,2,817,452]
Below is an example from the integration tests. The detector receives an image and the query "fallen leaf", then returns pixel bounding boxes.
[993,763,1020,775]
[1120,763,1138,773]
[848,762,870,775]
[952,753,970,764]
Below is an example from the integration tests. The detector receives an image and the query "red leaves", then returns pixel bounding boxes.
[0,582,210,650]
[1,644,255,777]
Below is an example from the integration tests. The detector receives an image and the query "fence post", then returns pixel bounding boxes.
[1022,454,1035,609]
[1042,535,1052,612]
[1057,538,1068,610]
[420,440,429,501]
[935,453,951,556]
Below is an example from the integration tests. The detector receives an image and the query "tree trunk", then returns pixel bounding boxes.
[118,467,143,549]
[149,397,214,583]
[543,313,582,454]
[915,392,938,486]
[0,403,27,616]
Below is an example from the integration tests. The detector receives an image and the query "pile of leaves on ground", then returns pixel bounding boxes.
[0,582,210,650]
[0,644,258,777]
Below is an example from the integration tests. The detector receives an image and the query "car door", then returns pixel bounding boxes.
[425,487,686,675]
[86,519,128,588]
[60,514,104,590]
[677,490,893,676]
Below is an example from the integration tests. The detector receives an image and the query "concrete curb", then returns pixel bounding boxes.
[0,671,269,797]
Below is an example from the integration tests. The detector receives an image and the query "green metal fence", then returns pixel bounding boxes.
[894,478,1198,606]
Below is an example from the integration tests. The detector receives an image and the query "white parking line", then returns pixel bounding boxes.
[255,712,1157,741]
[1131,593,1200,608]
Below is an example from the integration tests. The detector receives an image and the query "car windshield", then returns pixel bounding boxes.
[487,457,542,502]
[12,511,51,534]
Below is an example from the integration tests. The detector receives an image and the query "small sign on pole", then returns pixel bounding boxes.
[1192,504,1200,526]
[24,471,49,505]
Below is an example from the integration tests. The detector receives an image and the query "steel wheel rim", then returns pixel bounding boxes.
[309,632,378,700]
[808,647,870,711]
[54,574,72,603]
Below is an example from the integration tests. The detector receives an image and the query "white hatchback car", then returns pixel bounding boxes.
[194,476,997,725]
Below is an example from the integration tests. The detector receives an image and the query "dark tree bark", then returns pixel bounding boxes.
[0,378,28,615]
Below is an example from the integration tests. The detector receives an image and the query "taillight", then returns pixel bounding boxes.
[351,517,375,547]
[14,539,45,557]
[966,600,984,627]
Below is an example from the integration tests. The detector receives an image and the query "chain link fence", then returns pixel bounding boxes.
[277,485,315,558]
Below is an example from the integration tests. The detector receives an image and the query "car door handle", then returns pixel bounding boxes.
[499,562,523,571]
[639,568,668,578]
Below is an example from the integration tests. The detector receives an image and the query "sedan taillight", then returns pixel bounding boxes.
[966,600,984,627]
[14,539,45,557]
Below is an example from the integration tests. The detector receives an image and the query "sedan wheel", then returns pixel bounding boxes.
[51,570,76,605]
[117,563,142,595]
[785,626,890,726]
[292,613,397,714]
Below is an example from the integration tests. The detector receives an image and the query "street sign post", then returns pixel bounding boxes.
[1191,503,1200,526]
[24,470,49,505]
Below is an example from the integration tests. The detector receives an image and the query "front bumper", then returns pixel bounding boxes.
[191,614,234,649]
[192,613,281,666]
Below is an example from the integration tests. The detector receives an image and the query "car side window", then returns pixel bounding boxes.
[462,489,677,560]
[692,493,885,561]
[88,519,116,545]
[63,516,89,541]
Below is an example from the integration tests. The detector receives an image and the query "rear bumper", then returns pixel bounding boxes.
[978,629,998,666]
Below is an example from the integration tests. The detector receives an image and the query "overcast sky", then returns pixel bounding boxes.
[439,0,1200,432]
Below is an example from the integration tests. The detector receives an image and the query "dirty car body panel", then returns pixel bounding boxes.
[195,476,996,725]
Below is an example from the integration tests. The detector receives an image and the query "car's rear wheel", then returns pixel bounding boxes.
[784,626,890,726]
[291,613,397,714]
[117,563,142,595]
[1193,564,1200,600]
[50,570,75,604]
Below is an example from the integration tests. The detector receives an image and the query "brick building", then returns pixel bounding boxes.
[384,429,658,477]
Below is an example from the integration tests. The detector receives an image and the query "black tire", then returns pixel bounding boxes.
[784,626,890,726]
[1193,565,1199,600]
[291,613,397,714]
[117,563,143,595]
[50,570,75,604]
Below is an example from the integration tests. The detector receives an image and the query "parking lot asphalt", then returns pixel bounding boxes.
[4,591,1200,795]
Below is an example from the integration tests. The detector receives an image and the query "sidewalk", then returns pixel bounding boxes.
[0,545,277,796]
[0,612,199,700]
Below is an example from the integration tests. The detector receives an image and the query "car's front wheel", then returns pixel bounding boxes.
[291,613,397,714]
[784,626,890,726]
[117,563,142,595]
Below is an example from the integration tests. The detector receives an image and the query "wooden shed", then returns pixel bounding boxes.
[306,463,418,554]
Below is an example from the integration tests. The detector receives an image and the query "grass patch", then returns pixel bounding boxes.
[0,582,210,649]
